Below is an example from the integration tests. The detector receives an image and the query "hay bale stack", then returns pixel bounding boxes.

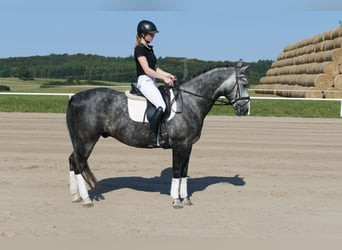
[258,26,342,98]
[255,84,324,98]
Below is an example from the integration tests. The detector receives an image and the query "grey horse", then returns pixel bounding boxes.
[66,64,250,208]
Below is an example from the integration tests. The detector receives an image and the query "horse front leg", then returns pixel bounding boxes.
[171,144,193,208]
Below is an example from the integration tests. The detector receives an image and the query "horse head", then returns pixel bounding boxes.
[227,64,250,116]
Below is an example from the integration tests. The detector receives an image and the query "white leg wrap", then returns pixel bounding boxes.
[75,174,90,200]
[69,171,81,202]
[69,171,79,195]
[170,178,180,200]
[180,177,188,199]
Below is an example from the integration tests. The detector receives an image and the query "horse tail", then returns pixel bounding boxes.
[82,166,98,190]
[66,96,98,190]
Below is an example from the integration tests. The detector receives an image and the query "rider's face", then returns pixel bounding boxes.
[143,33,155,43]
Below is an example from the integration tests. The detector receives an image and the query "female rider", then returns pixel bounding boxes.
[134,20,176,147]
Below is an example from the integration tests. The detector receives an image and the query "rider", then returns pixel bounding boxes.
[134,20,176,147]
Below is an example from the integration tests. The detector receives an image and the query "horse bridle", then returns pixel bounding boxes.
[229,66,250,106]
[176,66,250,107]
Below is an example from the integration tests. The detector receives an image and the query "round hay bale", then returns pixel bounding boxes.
[304,62,339,76]
[284,44,297,53]
[298,74,316,87]
[319,41,327,51]
[312,34,323,44]
[333,74,342,89]
[314,48,342,63]
[332,37,342,49]
[306,63,316,74]
[322,30,332,40]
[305,45,315,54]
[255,84,276,95]
[321,28,342,40]
[319,40,339,51]
[274,57,295,67]
[315,50,333,62]
[323,62,340,76]
[314,42,323,53]
[305,53,316,64]
[305,87,324,98]
[314,74,333,89]
[329,27,342,40]
[259,76,277,84]
[274,84,306,98]
[323,87,342,98]
[331,48,342,63]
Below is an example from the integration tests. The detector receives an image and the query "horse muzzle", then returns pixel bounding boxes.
[233,97,250,116]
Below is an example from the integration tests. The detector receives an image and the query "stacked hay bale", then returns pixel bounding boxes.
[257,27,342,98]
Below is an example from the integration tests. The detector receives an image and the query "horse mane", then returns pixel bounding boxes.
[177,63,234,85]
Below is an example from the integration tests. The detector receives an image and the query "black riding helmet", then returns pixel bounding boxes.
[137,20,159,37]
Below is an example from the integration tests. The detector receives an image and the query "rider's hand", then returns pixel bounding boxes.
[164,75,176,86]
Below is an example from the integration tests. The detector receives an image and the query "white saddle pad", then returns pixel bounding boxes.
[125,89,177,123]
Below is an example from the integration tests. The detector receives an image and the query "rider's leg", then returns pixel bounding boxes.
[137,75,166,112]
[137,75,166,146]
[148,107,164,146]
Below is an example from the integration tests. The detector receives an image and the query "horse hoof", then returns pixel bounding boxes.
[71,193,82,203]
[82,198,93,208]
[172,199,183,209]
[182,197,193,206]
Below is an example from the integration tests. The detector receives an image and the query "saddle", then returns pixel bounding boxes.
[125,83,175,123]
[125,84,177,149]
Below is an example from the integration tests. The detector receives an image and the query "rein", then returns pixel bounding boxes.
[176,67,250,106]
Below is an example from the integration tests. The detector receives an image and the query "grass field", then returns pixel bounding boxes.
[0,78,341,118]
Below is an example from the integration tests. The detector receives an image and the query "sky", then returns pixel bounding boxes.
[0,0,341,62]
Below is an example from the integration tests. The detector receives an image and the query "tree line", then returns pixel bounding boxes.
[0,53,272,84]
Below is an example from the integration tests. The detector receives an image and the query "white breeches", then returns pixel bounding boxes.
[137,75,166,112]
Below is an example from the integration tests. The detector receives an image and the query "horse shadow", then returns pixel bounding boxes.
[89,167,246,201]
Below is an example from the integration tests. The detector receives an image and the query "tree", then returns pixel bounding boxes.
[17,64,33,80]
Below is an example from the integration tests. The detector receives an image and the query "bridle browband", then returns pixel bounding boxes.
[176,66,250,107]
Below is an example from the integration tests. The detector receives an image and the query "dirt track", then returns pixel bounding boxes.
[0,112,342,241]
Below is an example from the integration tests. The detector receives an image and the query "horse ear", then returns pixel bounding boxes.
[236,59,243,67]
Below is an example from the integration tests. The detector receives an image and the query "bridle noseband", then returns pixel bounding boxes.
[229,66,250,106]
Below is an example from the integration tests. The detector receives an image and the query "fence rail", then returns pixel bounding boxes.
[1,92,342,117]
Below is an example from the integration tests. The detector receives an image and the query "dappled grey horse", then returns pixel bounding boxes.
[66,64,250,208]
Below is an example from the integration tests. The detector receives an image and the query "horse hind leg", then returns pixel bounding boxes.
[68,155,82,203]
[69,152,95,207]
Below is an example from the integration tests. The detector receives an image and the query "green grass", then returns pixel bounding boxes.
[0,95,69,113]
[0,77,129,93]
[249,99,340,118]
[0,94,340,118]
[209,99,341,118]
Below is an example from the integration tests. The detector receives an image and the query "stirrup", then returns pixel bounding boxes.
[147,136,159,147]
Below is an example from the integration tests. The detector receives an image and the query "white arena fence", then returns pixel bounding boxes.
[0,91,342,117]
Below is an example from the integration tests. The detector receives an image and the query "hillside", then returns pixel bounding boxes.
[0,54,271,85]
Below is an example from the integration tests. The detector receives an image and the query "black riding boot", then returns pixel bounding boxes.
[148,107,164,147]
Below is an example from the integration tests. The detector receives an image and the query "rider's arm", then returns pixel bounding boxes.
[137,56,175,85]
